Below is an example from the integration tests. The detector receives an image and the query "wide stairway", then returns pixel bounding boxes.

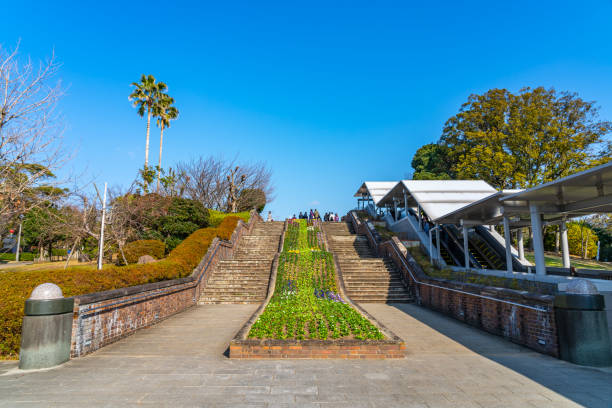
[323,222,412,303]
[199,221,284,304]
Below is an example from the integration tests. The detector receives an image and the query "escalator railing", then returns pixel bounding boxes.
[474,226,526,271]
[440,225,483,268]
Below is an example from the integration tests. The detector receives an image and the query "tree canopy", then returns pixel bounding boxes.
[410,143,453,180]
[412,87,611,189]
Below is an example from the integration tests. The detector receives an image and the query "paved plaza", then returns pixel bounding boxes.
[1,303,611,408]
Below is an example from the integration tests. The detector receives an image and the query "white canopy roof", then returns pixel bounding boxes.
[501,161,612,214]
[377,180,497,222]
[434,189,523,225]
[354,181,397,205]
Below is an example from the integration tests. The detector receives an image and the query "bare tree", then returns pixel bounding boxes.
[105,186,145,265]
[0,42,67,223]
[176,156,273,212]
[226,166,246,213]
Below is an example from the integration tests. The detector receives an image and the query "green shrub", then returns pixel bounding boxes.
[0,252,36,262]
[122,240,166,264]
[0,216,242,359]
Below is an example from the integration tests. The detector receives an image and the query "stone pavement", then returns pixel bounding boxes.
[1,303,611,408]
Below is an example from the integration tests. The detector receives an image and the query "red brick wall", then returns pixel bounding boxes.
[70,211,262,357]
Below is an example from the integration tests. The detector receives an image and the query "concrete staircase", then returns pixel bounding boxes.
[199,221,284,304]
[324,222,413,303]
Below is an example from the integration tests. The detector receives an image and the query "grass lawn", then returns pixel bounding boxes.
[524,252,611,270]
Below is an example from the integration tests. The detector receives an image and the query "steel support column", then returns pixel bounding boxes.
[462,225,469,269]
[530,203,546,276]
[418,204,423,231]
[502,215,513,274]
[517,228,525,262]
[560,219,570,269]
[435,226,441,264]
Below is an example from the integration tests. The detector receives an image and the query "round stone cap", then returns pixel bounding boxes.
[29,283,64,300]
[566,279,598,295]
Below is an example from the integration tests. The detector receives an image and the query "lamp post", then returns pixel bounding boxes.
[16,214,24,262]
[97,183,107,270]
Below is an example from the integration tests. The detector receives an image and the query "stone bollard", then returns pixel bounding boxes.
[19,283,74,370]
[554,280,612,367]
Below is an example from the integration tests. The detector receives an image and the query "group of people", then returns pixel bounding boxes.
[293,210,340,222]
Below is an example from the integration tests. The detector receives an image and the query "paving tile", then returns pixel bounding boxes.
[2,304,612,408]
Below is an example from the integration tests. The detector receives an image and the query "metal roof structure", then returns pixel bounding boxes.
[353,181,397,206]
[501,161,612,216]
[434,190,523,225]
[377,180,497,222]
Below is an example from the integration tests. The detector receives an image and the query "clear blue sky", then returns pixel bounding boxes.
[2,1,611,218]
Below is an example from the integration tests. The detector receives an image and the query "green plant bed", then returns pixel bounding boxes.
[248,220,384,341]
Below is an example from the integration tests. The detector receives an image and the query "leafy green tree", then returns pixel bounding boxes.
[22,205,66,260]
[129,74,167,169]
[146,197,209,251]
[153,94,179,192]
[567,221,599,259]
[410,143,453,180]
[440,87,611,189]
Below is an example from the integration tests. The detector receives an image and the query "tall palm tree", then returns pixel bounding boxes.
[128,74,167,168]
[153,94,179,192]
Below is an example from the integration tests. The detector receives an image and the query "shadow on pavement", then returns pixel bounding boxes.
[389,303,612,408]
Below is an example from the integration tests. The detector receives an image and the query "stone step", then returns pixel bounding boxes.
[207,282,269,287]
[346,285,408,292]
[352,297,413,303]
[343,279,404,284]
[198,297,265,304]
[209,275,270,280]
[201,287,267,293]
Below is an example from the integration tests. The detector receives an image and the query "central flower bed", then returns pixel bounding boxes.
[248,219,384,341]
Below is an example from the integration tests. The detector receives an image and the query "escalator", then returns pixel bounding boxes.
[440,225,526,271]
[439,225,483,268]
[468,231,506,270]
[474,226,527,271]
[439,245,455,266]
[443,225,500,270]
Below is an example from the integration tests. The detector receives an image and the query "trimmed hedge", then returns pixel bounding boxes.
[122,240,166,264]
[0,216,242,359]
[0,253,36,262]
[209,209,251,227]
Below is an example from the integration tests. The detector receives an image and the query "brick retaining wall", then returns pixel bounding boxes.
[70,211,262,357]
[230,339,406,359]
[349,211,560,357]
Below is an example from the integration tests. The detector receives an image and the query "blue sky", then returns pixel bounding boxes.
[2,1,611,218]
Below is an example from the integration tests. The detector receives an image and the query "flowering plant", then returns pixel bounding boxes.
[248,218,384,341]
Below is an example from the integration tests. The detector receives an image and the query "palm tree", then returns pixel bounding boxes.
[128,74,167,168]
[153,94,179,192]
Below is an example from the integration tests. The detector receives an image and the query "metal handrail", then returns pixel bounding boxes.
[386,239,549,312]
[385,239,549,312]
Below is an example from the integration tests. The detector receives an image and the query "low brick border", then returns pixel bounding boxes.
[229,220,407,359]
[230,339,405,359]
